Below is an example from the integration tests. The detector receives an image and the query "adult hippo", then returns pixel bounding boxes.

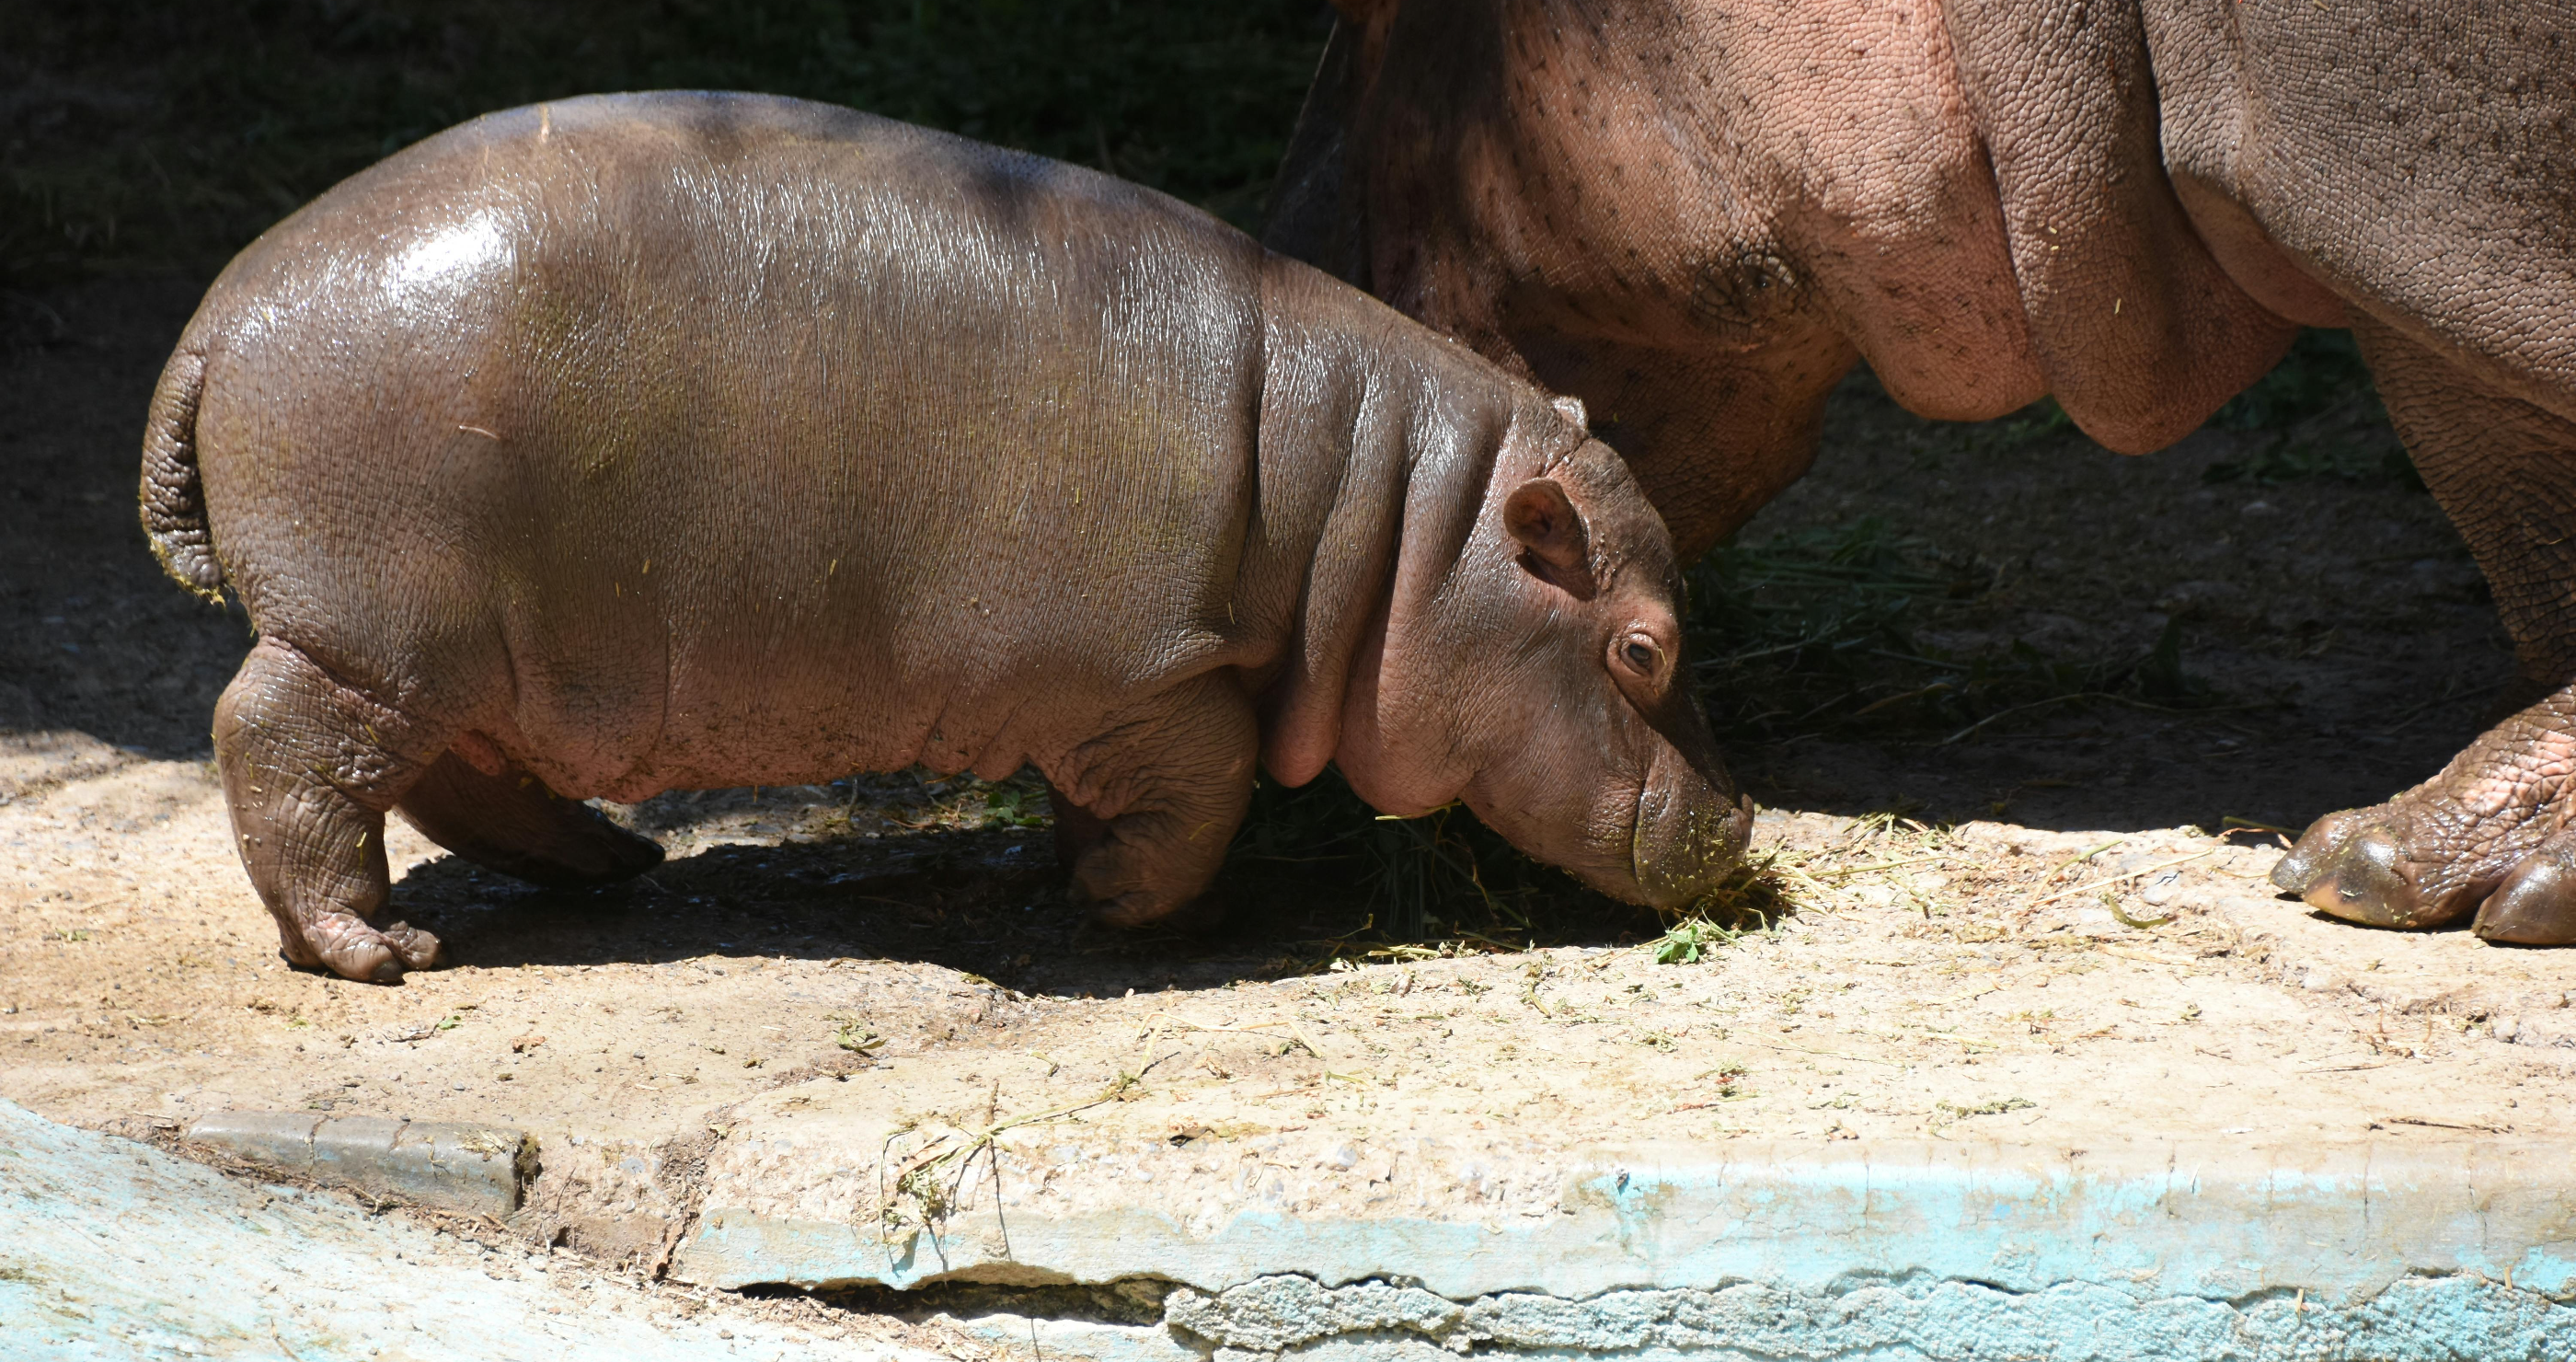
[142,91,1749,984]
[1269,0,2576,943]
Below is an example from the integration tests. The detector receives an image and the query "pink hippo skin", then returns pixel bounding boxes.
[1269,0,2576,942]
[138,93,1749,983]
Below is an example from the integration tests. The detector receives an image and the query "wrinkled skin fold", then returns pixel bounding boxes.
[1269,0,2576,942]
[141,93,1750,983]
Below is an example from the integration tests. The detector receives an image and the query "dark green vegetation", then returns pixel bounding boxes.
[1685,509,2215,752]
[2,0,1328,287]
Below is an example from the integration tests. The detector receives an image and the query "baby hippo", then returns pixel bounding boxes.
[141,92,1750,982]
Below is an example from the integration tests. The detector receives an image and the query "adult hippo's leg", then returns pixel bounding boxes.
[394,753,665,888]
[213,638,445,981]
[1047,674,1260,929]
[2273,318,2576,942]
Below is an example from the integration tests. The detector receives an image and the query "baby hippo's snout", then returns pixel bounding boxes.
[1631,744,1754,908]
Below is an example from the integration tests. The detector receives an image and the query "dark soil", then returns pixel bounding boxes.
[1718,355,2501,836]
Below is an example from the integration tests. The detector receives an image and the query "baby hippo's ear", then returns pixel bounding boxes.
[1504,478,1596,597]
[1549,395,1589,430]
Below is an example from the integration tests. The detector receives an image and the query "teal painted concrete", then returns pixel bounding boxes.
[13,1093,2576,1360]
[678,1137,2576,1302]
[0,1100,925,1360]
[1130,1270,2576,1360]
[903,1271,2576,1362]
[182,1109,532,1217]
[678,1137,2576,1359]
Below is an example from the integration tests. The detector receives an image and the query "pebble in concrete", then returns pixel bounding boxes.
[184,1109,534,1217]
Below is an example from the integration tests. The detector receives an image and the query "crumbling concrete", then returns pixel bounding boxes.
[184,1109,533,1216]
[0,1098,948,1360]
[665,1064,2576,1359]
[959,1270,2576,1362]
[683,1125,2576,1299]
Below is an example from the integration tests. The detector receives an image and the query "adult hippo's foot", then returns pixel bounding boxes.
[2273,689,2576,941]
[2276,319,2576,945]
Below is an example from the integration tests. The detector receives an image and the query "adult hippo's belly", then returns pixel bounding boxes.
[1268,0,2576,944]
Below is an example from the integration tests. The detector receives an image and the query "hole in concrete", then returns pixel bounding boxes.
[741,1275,1181,1327]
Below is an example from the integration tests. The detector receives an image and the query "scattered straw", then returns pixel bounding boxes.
[2026,848,2216,908]
[1805,854,1953,881]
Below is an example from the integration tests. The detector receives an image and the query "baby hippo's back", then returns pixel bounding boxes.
[178,92,1280,798]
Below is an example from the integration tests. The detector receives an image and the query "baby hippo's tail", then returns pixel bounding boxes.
[140,344,224,600]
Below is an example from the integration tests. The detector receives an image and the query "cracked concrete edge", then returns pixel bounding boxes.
[0,1098,942,1361]
[183,1108,533,1217]
[932,1270,2576,1362]
[673,1136,2576,1303]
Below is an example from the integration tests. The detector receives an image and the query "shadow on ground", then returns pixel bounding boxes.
[384,772,1671,999]
[1702,340,2500,837]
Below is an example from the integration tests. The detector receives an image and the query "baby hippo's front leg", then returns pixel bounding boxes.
[1048,675,1259,927]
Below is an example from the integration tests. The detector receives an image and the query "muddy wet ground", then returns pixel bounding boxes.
[6,278,2568,1338]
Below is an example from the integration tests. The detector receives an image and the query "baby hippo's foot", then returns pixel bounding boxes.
[1043,679,1259,930]
[287,911,443,982]
[2274,690,2576,942]
[1043,779,1247,931]
[1062,806,1224,929]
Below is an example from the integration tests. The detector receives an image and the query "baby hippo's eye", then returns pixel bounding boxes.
[1614,630,1664,680]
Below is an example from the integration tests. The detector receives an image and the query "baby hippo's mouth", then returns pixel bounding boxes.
[1629,748,1754,908]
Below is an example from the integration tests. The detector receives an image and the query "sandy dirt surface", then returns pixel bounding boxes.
[5,278,2569,1322]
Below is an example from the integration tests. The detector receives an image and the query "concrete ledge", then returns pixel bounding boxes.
[0,1099,937,1360]
[185,1108,533,1216]
[678,1133,2576,1300]
[940,1272,2576,1362]
[669,1079,2576,1359]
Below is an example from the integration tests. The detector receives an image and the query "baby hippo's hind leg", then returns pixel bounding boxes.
[213,639,443,983]
[396,753,664,887]
[1053,675,1259,929]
